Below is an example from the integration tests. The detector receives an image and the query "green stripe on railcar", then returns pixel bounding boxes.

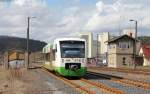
[54,67,87,77]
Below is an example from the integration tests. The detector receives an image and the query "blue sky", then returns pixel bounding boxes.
[46,0,99,6]
[0,0,150,42]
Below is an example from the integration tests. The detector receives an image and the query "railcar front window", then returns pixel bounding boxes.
[60,41,85,58]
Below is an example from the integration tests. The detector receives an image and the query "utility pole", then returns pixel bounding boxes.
[130,19,137,70]
[27,17,29,69]
[26,16,36,69]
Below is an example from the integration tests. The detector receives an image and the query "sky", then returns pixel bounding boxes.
[0,0,150,42]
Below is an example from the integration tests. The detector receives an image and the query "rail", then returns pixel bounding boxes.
[41,67,96,94]
[87,71,150,90]
[89,67,150,75]
[81,78,125,94]
[41,67,125,94]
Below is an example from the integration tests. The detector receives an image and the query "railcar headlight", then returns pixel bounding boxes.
[66,59,71,62]
[78,59,81,62]
[62,59,64,63]
[82,59,85,63]
[74,59,77,62]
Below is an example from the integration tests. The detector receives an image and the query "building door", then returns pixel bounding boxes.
[123,57,126,65]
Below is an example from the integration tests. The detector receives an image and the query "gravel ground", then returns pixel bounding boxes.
[88,68,150,83]
[1,65,149,94]
[32,69,81,94]
[0,66,80,94]
[84,73,150,94]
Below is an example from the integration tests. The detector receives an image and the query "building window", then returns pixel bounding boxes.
[113,45,115,48]
[119,42,130,49]
[109,44,115,49]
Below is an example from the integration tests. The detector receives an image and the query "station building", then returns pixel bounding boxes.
[78,30,144,67]
[107,35,137,68]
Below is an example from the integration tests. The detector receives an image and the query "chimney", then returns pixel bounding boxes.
[130,33,132,37]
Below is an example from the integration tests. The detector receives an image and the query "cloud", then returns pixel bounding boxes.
[85,0,150,34]
[85,1,120,31]
[142,16,150,29]
[96,1,104,13]
[13,0,45,6]
[0,0,149,43]
[14,0,26,6]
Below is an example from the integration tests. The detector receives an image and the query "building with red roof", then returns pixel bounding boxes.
[139,45,150,66]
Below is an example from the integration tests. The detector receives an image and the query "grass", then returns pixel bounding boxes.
[0,65,53,94]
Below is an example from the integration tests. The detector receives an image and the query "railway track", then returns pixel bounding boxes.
[90,67,150,75]
[87,71,150,90]
[80,78,125,94]
[41,67,125,94]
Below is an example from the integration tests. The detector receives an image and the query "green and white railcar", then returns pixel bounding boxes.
[43,38,87,77]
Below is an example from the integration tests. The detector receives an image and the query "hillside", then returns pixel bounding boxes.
[138,36,150,45]
[0,36,47,53]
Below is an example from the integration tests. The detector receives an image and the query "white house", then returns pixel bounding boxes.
[139,45,150,66]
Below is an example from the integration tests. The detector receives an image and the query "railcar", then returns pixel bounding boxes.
[43,38,87,77]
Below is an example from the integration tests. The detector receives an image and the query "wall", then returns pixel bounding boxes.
[92,40,100,58]
[108,43,117,54]
[9,52,24,61]
[139,47,150,66]
[116,54,133,67]
[108,41,134,54]
[79,32,93,58]
[99,32,109,55]
[108,53,133,68]
[108,54,117,67]
[116,47,133,54]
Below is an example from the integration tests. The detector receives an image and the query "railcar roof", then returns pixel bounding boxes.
[43,43,53,48]
[54,38,86,42]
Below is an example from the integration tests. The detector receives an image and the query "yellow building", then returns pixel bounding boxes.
[107,35,136,68]
[9,51,24,61]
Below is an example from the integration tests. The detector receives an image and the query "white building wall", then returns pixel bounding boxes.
[79,32,93,58]
[99,32,110,55]
[92,40,100,58]
[139,48,150,66]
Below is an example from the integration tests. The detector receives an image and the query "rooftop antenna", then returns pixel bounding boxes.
[119,15,122,36]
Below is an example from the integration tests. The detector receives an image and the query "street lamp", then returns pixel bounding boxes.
[129,19,137,70]
[96,34,99,66]
[27,16,36,69]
